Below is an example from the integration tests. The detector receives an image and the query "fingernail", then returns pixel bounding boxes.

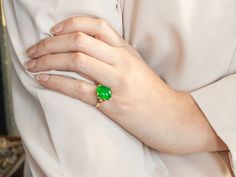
[24,60,36,70]
[37,74,49,81]
[26,46,37,56]
[50,23,63,34]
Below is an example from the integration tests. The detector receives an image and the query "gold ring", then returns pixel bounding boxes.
[95,84,112,108]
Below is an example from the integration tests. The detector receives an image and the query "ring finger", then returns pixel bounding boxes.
[37,74,98,106]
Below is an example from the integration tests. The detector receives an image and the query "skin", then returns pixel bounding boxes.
[25,17,227,154]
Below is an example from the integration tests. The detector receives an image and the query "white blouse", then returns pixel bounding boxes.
[3,0,236,177]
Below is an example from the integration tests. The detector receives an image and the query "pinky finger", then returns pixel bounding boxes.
[37,73,98,106]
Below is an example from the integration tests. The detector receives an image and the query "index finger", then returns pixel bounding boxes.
[50,17,125,47]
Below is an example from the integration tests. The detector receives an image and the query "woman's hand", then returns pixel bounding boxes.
[25,17,227,154]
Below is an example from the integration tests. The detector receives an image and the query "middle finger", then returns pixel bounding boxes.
[25,52,116,87]
[26,32,119,65]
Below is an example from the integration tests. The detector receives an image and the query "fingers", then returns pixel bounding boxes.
[37,74,98,106]
[26,32,118,65]
[25,52,115,87]
[50,17,125,47]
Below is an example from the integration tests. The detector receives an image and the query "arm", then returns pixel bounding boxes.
[25,17,229,155]
[153,90,228,154]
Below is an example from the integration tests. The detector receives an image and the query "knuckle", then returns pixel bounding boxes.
[39,55,50,65]
[116,72,127,85]
[69,17,80,29]
[70,17,78,26]
[111,95,129,113]
[75,81,86,95]
[71,32,86,49]
[37,58,47,68]
[96,18,109,30]
[113,48,127,63]
[72,53,88,68]
[118,74,130,89]
[115,73,123,82]
[35,56,49,70]
[41,37,51,48]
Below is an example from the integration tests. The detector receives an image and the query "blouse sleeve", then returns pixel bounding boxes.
[191,57,236,174]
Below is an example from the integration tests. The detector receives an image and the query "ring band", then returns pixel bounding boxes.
[95,84,112,108]
[95,99,104,108]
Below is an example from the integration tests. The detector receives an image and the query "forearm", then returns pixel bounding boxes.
[150,91,228,154]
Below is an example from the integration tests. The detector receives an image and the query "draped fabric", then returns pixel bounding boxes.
[3,0,236,176]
